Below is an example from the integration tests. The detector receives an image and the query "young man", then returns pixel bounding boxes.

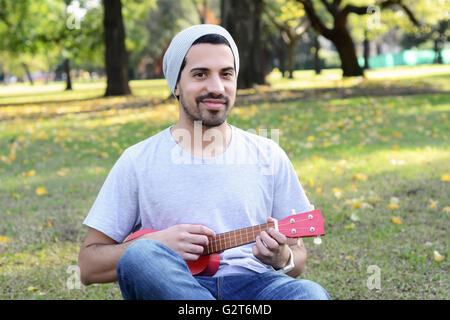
[78,24,330,300]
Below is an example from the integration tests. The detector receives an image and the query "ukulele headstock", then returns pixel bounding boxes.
[278,209,325,239]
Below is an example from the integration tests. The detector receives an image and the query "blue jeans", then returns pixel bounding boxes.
[117,239,331,300]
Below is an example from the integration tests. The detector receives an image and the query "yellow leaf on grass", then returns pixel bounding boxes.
[27,286,39,292]
[391,216,402,224]
[56,168,68,176]
[36,187,48,196]
[315,187,323,194]
[0,236,11,244]
[306,136,315,141]
[352,173,368,181]
[351,201,362,209]
[391,145,400,150]
[433,250,445,262]
[332,187,343,200]
[441,174,450,182]
[443,206,450,213]
[344,223,356,230]
[387,203,399,210]
[428,200,438,209]
[22,170,36,177]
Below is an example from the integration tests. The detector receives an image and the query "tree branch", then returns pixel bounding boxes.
[340,0,420,27]
[320,0,337,17]
[296,0,334,40]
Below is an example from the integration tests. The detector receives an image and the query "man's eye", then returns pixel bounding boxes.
[194,73,205,78]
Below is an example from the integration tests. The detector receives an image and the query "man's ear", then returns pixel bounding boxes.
[174,83,180,97]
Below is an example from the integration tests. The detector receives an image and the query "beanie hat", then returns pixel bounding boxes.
[162,24,240,96]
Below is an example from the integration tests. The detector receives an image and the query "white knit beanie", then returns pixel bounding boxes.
[162,24,240,96]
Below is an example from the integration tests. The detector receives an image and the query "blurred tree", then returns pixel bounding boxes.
[221,0,268,88]
[349,0,450,68]
[0,0,104,89]
[264,0,310,78]
[295,0,420,77]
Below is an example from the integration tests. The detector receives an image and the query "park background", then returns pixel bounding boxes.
[0,0,448,299]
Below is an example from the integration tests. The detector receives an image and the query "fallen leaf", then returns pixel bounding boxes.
[27,286,39,292]
[352,173,368,181]
[56,168,68,176]
[443,206,450,213]
[391,216,402,224]
[332,187,343,200]
[350,212,361,221]
[441,174,450,182]
[387,203,399,210]
[433,250,444,262]
[22,170,36,177]
[36,187,48,196]
[428,200,438,209]
[344,223,356,230]
[0,236,11,244]
[390,197,400,204]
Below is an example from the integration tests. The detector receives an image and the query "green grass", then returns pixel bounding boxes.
[0,65,449,299]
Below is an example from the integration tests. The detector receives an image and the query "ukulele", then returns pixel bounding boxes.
[124,209,325,276]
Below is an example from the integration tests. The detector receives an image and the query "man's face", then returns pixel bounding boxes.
[174,43,237,127]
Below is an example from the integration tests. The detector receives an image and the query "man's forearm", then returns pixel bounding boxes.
[78,241,132,285]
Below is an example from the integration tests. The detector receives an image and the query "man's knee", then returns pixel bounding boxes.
[296,279,330,300]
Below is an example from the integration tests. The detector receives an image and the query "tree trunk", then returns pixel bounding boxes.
[313,33,321,75]
[221,0,267,89]
[287,40,296,79]
[21,63,34,85]
[434,39,443,64]
[334,28,364,77]
[64,58,72,90]
[363,30,370,70]
[278,37,287,78]
[103,0,131,96]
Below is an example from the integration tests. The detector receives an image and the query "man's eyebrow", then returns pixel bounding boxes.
[189,67,235,73]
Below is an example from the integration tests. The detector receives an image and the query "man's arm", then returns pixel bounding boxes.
[78,225,216,285]
[78,228,132,285]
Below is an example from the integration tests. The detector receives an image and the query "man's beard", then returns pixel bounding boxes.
[179,91,232,127]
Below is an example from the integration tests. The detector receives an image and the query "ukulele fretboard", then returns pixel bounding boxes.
[204,221,276,255]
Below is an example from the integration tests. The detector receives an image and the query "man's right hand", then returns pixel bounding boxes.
[141,224,216,261]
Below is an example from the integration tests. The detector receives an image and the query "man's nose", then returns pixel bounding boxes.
[206,74,225,94]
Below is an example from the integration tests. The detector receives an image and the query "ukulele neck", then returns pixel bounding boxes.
[204,221,276,255]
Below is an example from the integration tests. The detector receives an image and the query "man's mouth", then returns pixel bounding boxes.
[200,98,227,110]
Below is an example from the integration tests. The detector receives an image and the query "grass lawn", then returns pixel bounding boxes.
[0,65,448,299]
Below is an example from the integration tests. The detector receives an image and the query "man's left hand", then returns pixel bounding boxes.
[252,217,291,270]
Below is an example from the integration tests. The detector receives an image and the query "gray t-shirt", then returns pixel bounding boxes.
[83,124,311,276]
